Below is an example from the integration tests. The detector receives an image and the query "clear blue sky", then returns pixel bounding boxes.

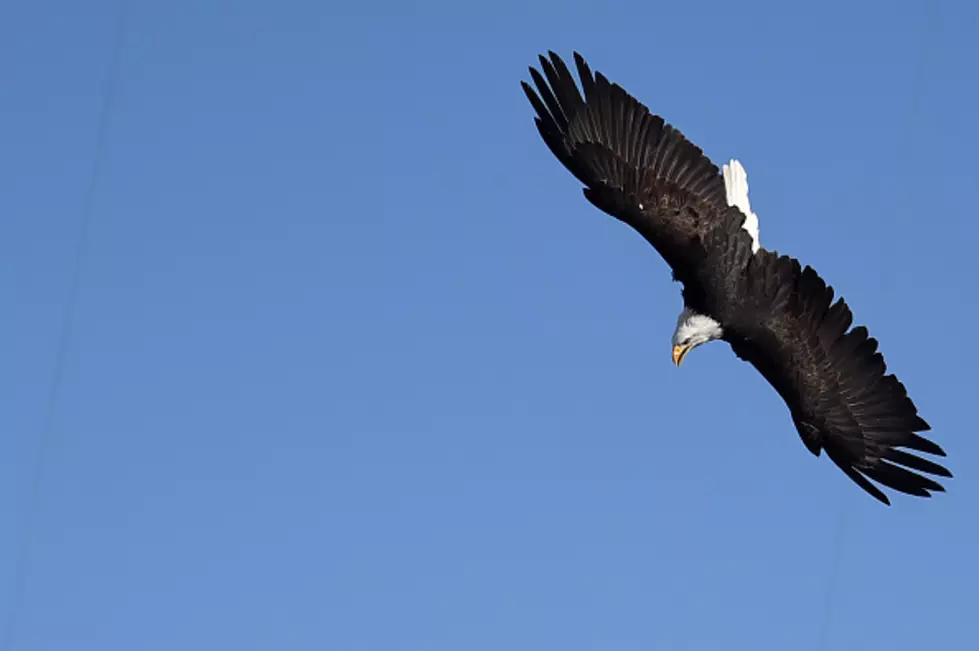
[2,0,977,649]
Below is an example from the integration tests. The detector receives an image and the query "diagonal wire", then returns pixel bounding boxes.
[814,7,936,650]
[815,493,848,651]
[1,6,129,650]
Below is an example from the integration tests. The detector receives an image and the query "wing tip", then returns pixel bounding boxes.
[825,440,952,506]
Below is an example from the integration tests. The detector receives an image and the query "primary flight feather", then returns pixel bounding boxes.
[521,51,951,505]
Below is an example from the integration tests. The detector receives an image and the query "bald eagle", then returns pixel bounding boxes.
[521,51,951,505]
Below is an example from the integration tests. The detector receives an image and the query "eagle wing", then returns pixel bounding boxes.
[696,222,951,504]
[522,51,748,284]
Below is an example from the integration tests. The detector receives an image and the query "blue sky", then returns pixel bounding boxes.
[2,0,978,649]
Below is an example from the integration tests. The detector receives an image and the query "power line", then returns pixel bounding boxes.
[813,7,936,650]
[1,6,129,650]
[815,494,848,651]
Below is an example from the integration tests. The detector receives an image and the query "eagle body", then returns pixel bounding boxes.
[522,51,951,504]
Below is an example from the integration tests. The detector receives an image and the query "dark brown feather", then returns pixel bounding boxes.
[523,51,743,284]
[712,243,951,505]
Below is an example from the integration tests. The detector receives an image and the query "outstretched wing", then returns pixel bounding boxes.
[522,51,748,284]
[697,223,951,504]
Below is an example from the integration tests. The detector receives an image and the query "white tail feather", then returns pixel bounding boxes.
[722,159,760,253]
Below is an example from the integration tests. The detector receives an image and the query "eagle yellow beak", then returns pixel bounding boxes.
[672,344,690,367]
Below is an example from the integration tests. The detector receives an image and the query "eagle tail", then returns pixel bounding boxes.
[722,159,760,253]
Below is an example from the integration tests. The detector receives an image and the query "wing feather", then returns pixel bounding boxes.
[522,51,746,280]
[715,244,951,505]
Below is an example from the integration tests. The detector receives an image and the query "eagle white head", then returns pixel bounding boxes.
[671,307,724,365]
[671,159,759,366]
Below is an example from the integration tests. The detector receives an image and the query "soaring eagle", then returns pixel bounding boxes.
[521,51,951,505]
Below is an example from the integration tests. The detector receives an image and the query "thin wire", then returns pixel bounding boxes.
[1,6,128,650]
[815,493,848,651]
[813,8,936,650]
